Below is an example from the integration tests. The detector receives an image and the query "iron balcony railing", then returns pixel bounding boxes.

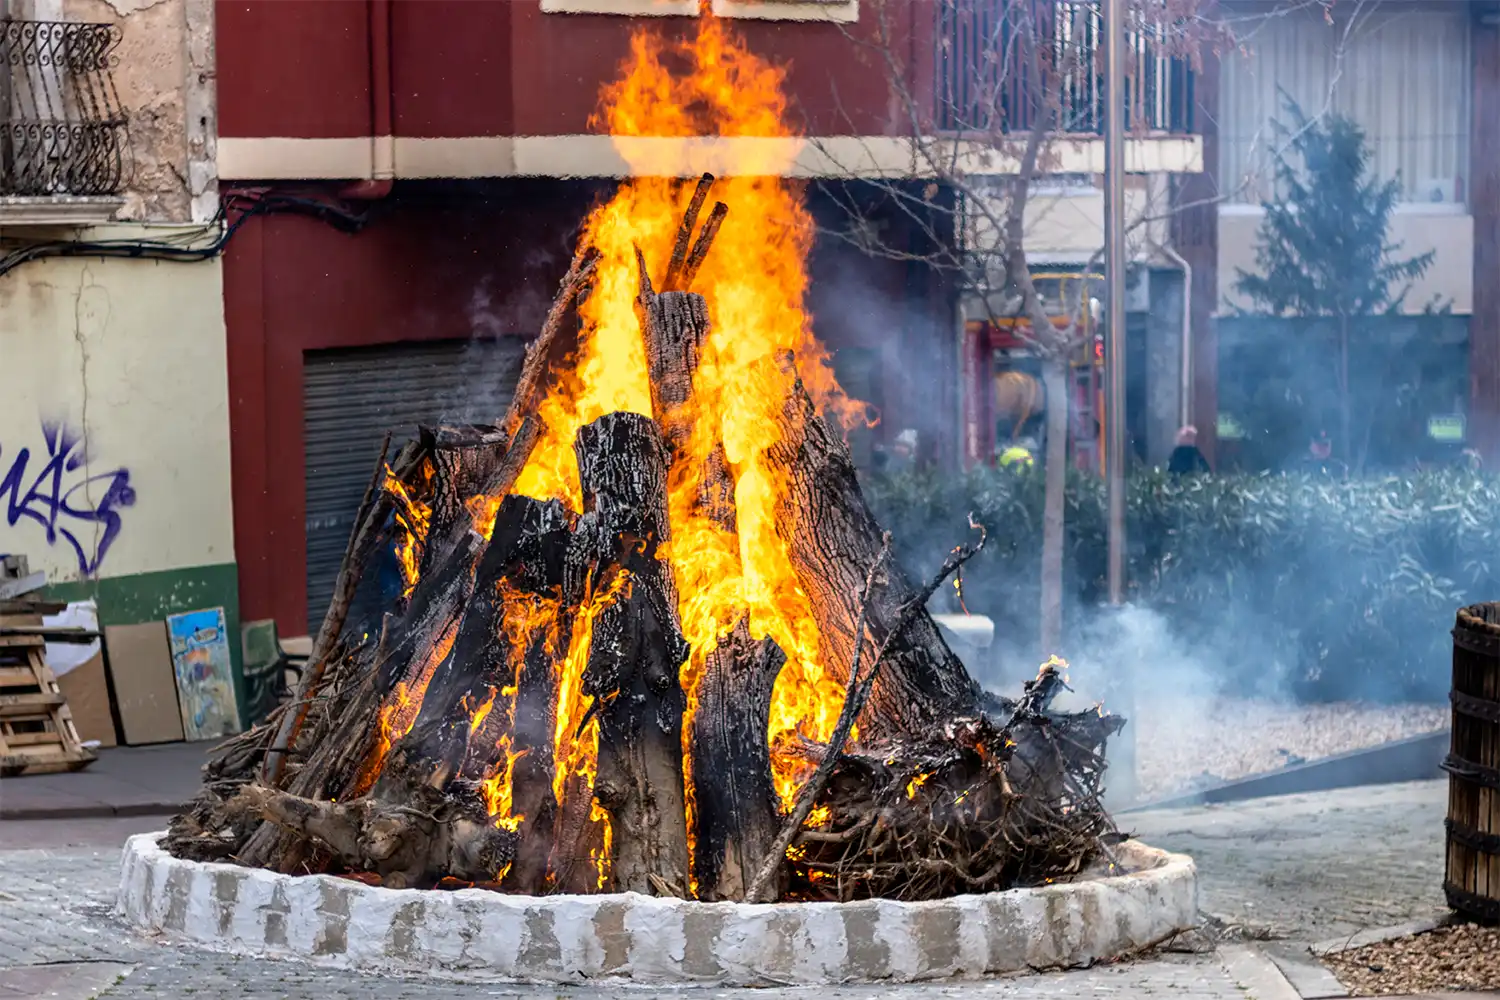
[936,0,1195,136]
[0,19,127,197]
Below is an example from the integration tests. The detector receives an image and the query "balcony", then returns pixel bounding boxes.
[0,19,127,224]
[936,0,1196,136]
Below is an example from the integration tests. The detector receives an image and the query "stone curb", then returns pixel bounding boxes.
[0,801,186,821]
[115,833,1198,986]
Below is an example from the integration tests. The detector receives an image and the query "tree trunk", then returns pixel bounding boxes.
[1039,357,1068,655]
[690,616,787,900]
[571,412,692,895]
[768,357,980,739]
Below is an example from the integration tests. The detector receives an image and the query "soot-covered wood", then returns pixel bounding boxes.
[379,496,571,794]
[571,412,692,895]
[637,250,736,532]
[690,616,787,900]
[767,356,981,739]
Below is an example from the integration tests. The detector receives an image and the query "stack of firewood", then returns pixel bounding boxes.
[166,175,1122,903]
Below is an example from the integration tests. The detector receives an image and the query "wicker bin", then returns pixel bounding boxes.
[1446,603,1500,923]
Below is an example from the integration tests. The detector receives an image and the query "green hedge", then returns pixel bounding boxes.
[864,467,1500,703]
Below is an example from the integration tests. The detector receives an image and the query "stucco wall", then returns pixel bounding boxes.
[0,235,233,588]
[1218,206,1474,316]
[30,0,219,222]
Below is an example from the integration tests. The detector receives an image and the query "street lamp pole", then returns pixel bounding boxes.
[1103,0,1128,607]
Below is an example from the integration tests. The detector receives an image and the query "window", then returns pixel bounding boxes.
[1220,5,1471,204]
[539,0,857,22]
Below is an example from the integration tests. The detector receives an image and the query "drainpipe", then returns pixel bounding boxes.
[1162,243,1193,430]
[341,0,395,201]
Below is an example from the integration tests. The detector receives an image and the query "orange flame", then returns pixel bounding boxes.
[354,626,458,794]
[513,10,861,822]
[474,583,563,837]
[384,465,432,598]
[551,570,631,887]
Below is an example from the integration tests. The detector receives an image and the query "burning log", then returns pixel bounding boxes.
[768,358,982,738]
[571,412,692,896]
[690,617,786,900]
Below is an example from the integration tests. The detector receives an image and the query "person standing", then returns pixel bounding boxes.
[1167,425,1210,476]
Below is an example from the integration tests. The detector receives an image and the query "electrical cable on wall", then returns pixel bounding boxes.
[0,190,370,279]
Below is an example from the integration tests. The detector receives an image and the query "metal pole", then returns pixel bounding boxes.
[1103,0,1127,606]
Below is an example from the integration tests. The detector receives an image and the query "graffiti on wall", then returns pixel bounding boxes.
[0,421,135,575]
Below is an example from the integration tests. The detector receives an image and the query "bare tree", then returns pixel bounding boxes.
[813,0,1222,654]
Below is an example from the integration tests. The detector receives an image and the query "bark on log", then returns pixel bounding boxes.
[263,437,420,785]
[636,255,736,532]
[239,533,485,871]
[571,412,691,895]
[235,782,515,890]
[768,357,981,738]
[690,617,786,900]
[379,496,571,794]
[419,424,509,576]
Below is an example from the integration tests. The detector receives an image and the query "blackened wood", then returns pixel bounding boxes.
[691,617,786,901]
[496,606,564,894]
[380,497,571,794]
[766,356,982,738]
[680,202,727,292]
[419,424,509,574]
[241,533,484,872]
[263,435,413,785]
[636,255,736,532]
[663,173,715,293]
[571,412,691,895]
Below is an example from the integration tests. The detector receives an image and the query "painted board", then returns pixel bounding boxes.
[105,621,184,745]
[166,607,241,741]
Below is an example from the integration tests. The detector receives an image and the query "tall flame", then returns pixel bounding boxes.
[514,12,859,821]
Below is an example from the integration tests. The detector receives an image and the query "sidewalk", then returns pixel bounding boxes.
[0,742,208,819]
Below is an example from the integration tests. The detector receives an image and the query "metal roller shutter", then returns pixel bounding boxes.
[303,338,525,631]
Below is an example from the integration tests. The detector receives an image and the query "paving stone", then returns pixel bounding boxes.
[1127,779,1449,945]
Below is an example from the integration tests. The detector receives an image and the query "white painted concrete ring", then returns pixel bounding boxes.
[117,833,1197,985]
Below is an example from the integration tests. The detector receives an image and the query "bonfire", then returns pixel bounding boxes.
[167,13,1122,904]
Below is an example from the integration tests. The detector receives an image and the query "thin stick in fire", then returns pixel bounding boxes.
[662,172,714,293]
[746,516,989,903]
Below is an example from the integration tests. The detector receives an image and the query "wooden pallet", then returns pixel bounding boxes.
[0,620,97,777]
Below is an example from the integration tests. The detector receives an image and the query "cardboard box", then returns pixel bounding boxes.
[105,621,184,745]
[55,649,118,747]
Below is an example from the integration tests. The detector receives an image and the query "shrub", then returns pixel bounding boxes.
[864,466,1500,703]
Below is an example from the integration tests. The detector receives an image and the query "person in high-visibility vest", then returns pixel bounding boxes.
[999,437,1037,470]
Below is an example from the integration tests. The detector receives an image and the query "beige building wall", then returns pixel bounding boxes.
[1218,207,1474,316]
[0,2,231,635]
[0,240,232,586]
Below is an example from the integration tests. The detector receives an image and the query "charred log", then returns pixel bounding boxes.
[768,356,981,738]
[636,250,737,532]
[418,424,509,574]
[571,412,691,895]
[691,617,786,901]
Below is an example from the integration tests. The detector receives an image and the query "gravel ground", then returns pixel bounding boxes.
[1324,922,1500,995]
[1131,697,1449,800]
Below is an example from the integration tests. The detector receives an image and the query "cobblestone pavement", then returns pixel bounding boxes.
[0,780,1451,999]
[1128,779,1449,946]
